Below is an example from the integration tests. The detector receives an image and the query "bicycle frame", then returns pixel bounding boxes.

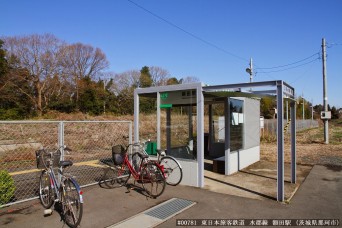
[46,168,61,199]
[117,145,165,181]
[120,152,144,180]
[41,146,83,202]
[131,142,178,176]
[45,164,83,204]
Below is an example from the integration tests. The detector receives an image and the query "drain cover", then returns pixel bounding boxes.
[109,198,196,228]
[145,198,195,220]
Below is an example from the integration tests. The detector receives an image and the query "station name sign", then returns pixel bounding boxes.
[283,84,294,98]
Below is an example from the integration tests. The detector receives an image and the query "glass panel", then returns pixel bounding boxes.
[230,99,244,151]
[211,103,225,143]
[139,96,157,142]
[170,107,190,148]
[160,89,197,160]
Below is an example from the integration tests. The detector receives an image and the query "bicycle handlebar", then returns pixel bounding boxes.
[41,145,73,169]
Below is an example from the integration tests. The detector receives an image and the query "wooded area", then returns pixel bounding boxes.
[0,34,340,120]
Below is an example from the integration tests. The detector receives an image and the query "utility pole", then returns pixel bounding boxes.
[322,38,329,144]
[311,99,314,127]
[311,99,314,121]
[249,58,253,83]
[103,79,106,114]
[246,58,253,91]
[302,95,305,120]
[246,58,253,82]
[102,78,108,114]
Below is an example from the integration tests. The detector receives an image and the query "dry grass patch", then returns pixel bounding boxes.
[261,120,342,166]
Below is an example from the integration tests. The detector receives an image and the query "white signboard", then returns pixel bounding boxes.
[260,116,264,129]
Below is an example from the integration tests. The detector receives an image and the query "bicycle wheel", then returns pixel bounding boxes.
[39,170,54,209]
[101,165,131,188]
[62,179,83,228]
[159,156,183,186]
[140,162,166,198]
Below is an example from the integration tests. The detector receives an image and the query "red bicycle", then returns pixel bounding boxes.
[100,143,166,198]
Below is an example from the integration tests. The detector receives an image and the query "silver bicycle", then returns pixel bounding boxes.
[36,145,83,228]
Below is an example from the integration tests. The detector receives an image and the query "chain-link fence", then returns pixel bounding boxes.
[0,121,132,207]
[263,119,319,134]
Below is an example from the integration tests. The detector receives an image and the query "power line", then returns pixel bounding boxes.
[127,0,323,79]
[289,57,317,84]
[327,42,342,47]
[255,52,320,70]
[256,58,319,74]
[127,0,249,63]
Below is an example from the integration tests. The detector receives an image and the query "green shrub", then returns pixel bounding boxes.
[0,170,16,206]
[0,108,26,120]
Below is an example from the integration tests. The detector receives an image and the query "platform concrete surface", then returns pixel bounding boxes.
[0,164,341,228]
[203,160,312,201]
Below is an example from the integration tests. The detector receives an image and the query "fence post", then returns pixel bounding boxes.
[58,121,65,160]
[58,121,64,183]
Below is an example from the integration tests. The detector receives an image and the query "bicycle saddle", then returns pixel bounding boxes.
[59,160,73,168]
[156,149,166,156]
[136,152,149,159]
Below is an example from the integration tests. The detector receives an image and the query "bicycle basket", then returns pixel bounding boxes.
[112,145,125,165]
[36,149,61,169]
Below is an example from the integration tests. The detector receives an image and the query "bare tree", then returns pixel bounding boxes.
[109,70,140,114]
[180,76,200,84]
[3,34,63,116]
[59,43,109,108]
[110,70,140,95]
[42,72,74,109]
[149,66,170,86]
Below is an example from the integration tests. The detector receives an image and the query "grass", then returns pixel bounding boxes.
[297,119,342,145]
[261,119,342,145]
[261,119,342,166]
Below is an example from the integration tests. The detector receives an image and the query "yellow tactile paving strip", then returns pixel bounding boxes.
[73,160,107,168]
[8,160,107,176]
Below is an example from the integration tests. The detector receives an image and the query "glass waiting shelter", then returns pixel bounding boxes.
[134,80,296,201]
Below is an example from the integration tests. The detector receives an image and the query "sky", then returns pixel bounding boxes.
[2,0,342,108]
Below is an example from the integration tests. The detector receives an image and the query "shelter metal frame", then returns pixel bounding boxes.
[134,80,296,201]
